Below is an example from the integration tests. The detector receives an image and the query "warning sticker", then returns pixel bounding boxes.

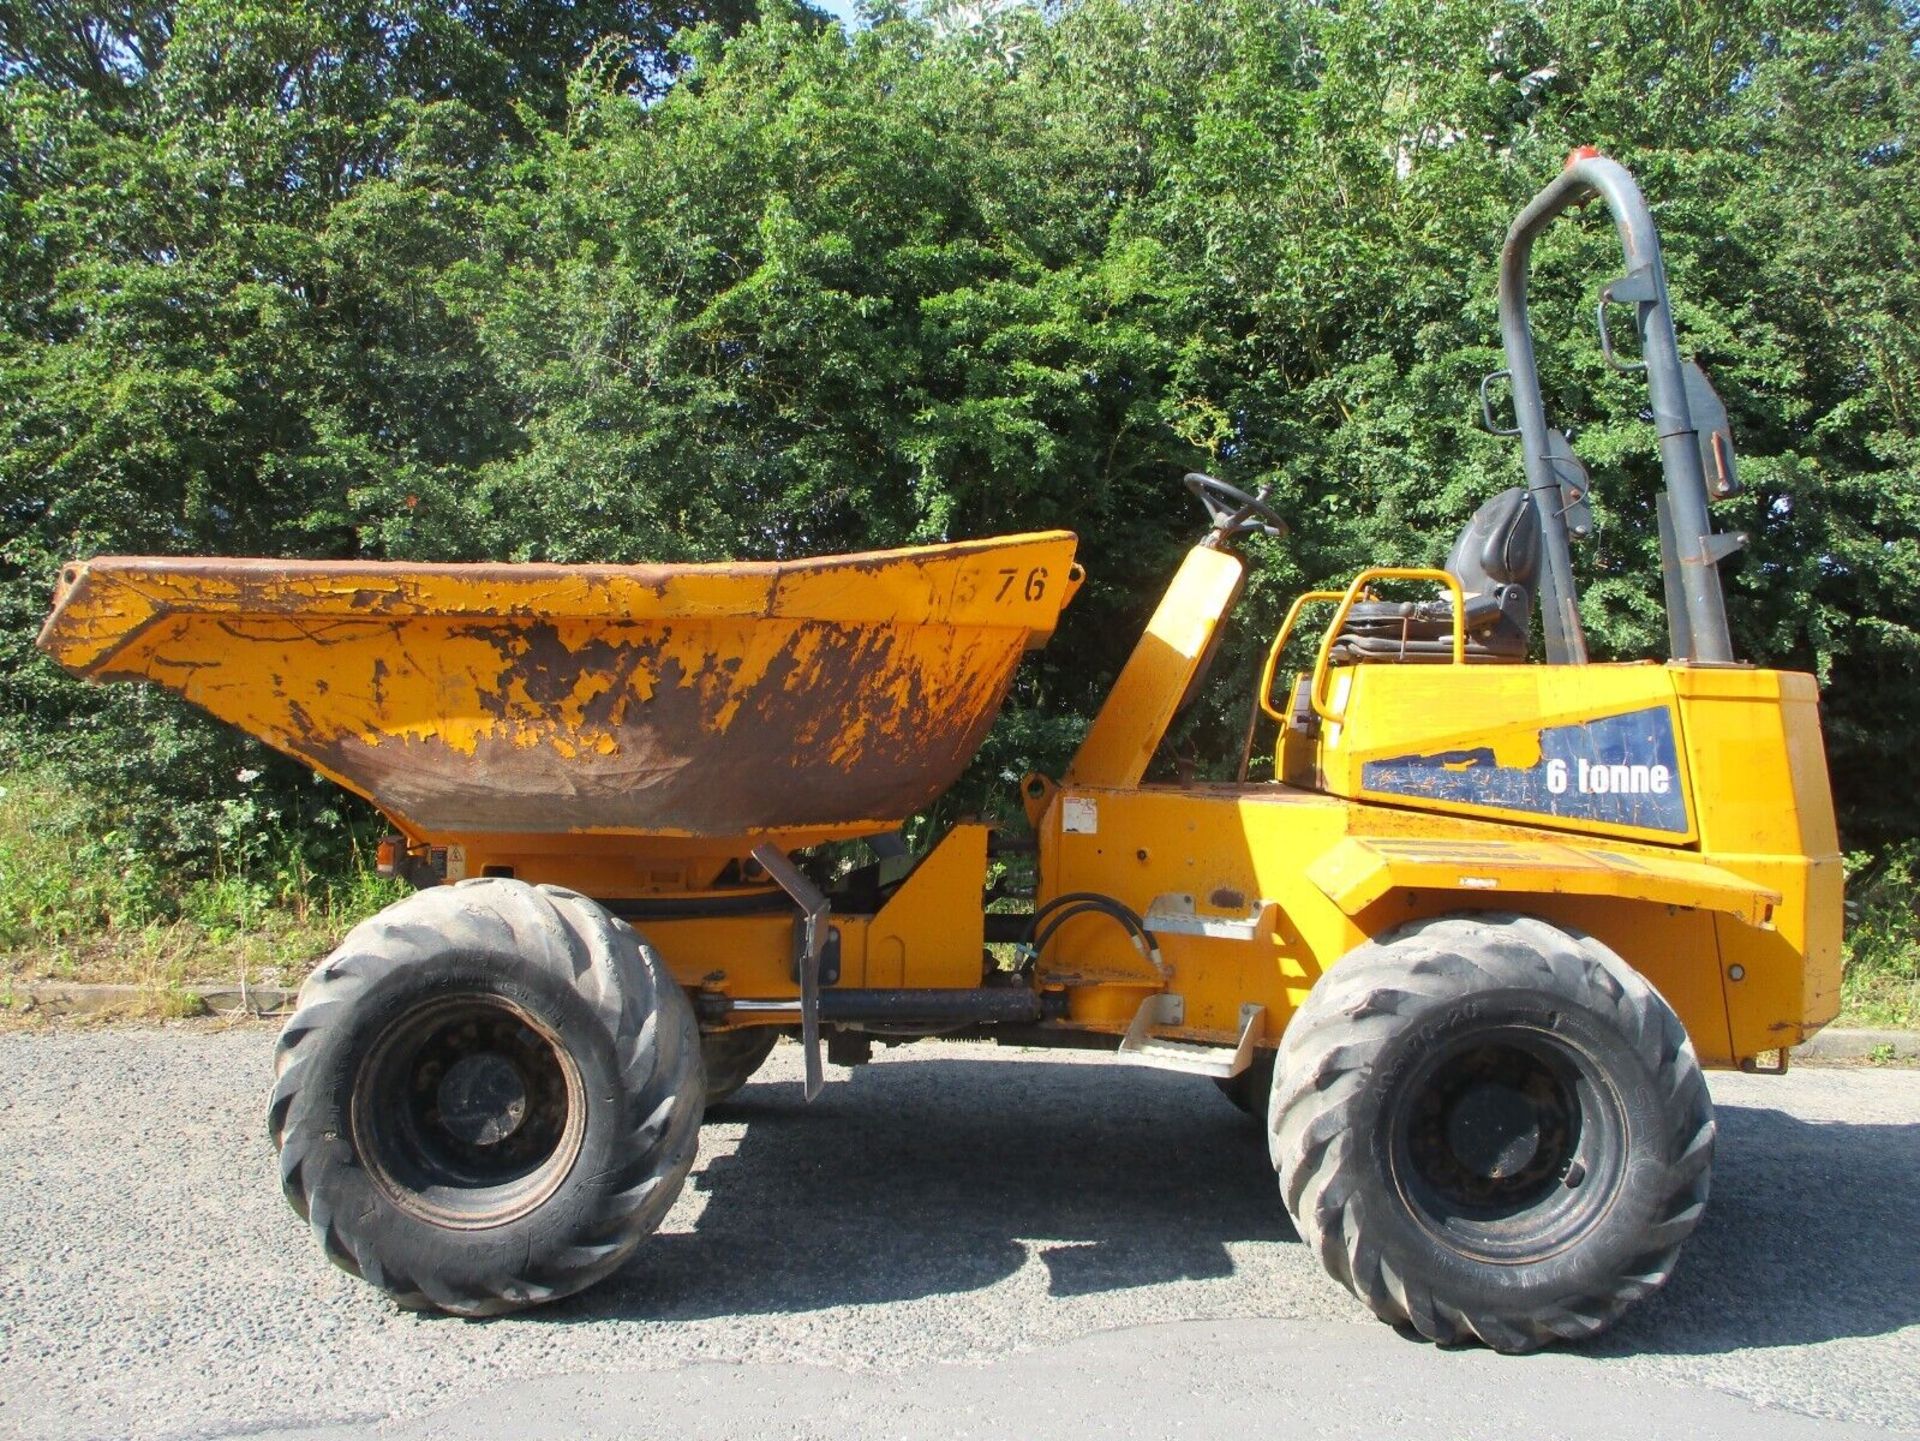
[1062,796,1099,835]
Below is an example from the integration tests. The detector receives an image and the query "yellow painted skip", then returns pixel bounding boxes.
[38,533,1082,849]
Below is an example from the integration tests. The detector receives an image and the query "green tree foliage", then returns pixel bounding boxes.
[0,0,760,867]
[2,0,1916,900]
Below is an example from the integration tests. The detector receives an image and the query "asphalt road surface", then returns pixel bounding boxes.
[2,1028,1916,1440]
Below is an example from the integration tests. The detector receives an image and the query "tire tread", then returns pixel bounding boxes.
[269,878,703,1317]
[1268,912,1715,1353]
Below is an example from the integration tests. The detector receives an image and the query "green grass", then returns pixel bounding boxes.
[1838,844,1920,1029]
[0,771,403,1005]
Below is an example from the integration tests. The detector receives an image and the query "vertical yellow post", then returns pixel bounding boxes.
[1065,546,1246,789]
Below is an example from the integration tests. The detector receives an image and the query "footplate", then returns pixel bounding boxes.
[1116,996,1264,1079]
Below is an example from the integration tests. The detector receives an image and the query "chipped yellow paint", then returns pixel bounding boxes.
[39,533,1083,854]
[1312,662,1702,846]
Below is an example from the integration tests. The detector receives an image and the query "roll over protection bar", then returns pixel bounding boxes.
[1497,150,1739,665]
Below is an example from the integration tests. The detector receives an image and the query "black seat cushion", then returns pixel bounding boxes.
[1334,488,1538,664]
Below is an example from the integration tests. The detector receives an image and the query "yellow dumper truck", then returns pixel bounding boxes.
[39,154,1841,1351]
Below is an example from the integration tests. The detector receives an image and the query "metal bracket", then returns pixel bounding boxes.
[1116,996,1265,1080]
[1656,502,1745,655]
[790,920,841,986]
[1543,429,1594,540]
[750,842,828,1101]
[1143,893,1270,941]
[1596,265,1658,373]
[1682,359,1743,500]
[1603,263,1659,303]
[1703,529,1749,564]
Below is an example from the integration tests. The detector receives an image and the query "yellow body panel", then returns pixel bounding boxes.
[859,824,990,991]
[1671,667,1844,1047]
[1315,662,1701,845]
[1305,835,1778,927]
[1025,637,1840,1070]
[1030,778,1825,1066]
[1309,659,1842,1052]
[1067,545,1244,789]
[638,824,992,1021]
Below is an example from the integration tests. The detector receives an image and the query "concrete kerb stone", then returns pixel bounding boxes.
[7,980,298,1019]
[1791,1026,1920,1063]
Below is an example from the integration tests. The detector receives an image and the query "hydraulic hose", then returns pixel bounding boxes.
[1019,892,1168,980]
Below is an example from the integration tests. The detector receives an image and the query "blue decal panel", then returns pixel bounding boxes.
[1360,707,1689,834]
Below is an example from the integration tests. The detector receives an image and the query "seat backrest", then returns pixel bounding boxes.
[1329,485,1539,664]
[1444,486,1540,597]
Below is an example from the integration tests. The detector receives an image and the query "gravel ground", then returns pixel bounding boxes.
[1,1028,1916,1440]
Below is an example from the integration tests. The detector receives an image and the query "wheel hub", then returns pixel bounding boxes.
[1389,1027,1623,1263]
[1446,1081,1543,1180]
[352,995,586,1229]
[437,1052,531,1147]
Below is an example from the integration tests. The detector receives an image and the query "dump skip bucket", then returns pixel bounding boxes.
[40,532,1081,848]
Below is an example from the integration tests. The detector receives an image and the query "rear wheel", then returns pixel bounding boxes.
[269,879,704,1316]
[1268,913,1713,1352]
[700,1028,780,1106]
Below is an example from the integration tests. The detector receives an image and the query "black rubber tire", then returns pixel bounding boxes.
[268,878,704,1316]
[1213,1052,1276,1117]
[700,1028,780,1106]
[1267,912,1714,1353]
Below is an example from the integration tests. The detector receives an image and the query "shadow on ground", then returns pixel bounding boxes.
[535,1054,1920,1356]
[553,1055,1290,1322]
[1599,1101,1920,1356]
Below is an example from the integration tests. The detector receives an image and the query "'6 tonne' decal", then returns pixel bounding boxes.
[1360,707,1689,834]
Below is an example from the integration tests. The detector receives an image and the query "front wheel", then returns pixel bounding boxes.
[1268,913,1713,1352]
[268,879,704,1316]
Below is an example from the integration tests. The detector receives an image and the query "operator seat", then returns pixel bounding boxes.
[1333,487,1539,663]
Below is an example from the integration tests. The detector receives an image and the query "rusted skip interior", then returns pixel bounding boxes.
[37,533,1082,846]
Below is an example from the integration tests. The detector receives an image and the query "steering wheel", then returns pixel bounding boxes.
[1184,472,1288,539]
